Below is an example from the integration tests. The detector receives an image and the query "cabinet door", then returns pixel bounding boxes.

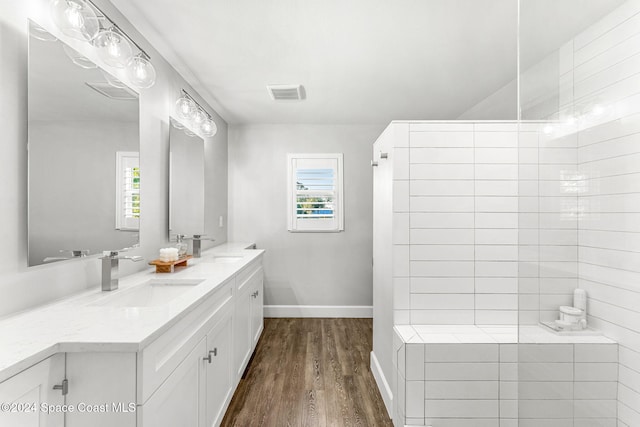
[205,307,233,427]
[65,353,136,427]
[0,354,65,427]
[233,282,252,379]
[250,272,264,347]
[138,338,206,427]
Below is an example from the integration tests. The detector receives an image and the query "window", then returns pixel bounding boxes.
[115,151,140,231]
[287,153,344,232]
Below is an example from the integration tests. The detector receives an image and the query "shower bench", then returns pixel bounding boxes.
[392,324,618,427]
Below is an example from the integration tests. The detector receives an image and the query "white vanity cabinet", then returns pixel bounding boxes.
[233,261,264,380]
[135,252,264,427]
[250,270,264,348]
[204,305,234,427]
[137,275,238,427]
[0,354,66,427]
[0,251,264,427]
[138,338,206,427]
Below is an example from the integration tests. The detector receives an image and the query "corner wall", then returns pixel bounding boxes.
[228,124,383,315]
[569,2,640,425]
[517,2,640,424]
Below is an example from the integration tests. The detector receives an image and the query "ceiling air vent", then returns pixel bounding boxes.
[85,82,139,101]
[267,84,305,101]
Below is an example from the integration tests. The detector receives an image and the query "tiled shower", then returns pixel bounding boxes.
[374,1,640,425]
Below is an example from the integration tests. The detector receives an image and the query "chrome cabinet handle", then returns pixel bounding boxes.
[371,160,378,167]
[204,349,218,363]
[380,152,388,159]
[53,379,68,396]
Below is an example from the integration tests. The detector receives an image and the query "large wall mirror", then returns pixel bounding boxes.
[28,21,140,267]
[169,118,204,240]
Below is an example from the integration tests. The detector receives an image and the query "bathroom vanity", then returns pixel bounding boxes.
[0,243,263,427]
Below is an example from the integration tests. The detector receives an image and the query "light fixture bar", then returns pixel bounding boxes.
[86,0,151,60]
[181,89,212,120]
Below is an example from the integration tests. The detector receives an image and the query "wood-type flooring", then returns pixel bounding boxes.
[221,318,393,427]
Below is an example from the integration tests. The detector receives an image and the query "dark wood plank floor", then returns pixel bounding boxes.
[221,318,393,427]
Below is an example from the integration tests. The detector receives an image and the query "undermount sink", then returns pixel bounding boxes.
[91,279,205,308]
[204,255,244,263]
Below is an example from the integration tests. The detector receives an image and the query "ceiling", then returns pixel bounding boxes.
[110,0,624,125]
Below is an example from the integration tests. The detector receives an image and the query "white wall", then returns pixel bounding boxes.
[507,1,640,423]
[228,124,383,313]
[566,2,640,425]
[28,121,139,266]
[457,53,560,122]
[372,123,403,414]
[389,122,525,326]
[456,80,517,120]
[0,0,227,317]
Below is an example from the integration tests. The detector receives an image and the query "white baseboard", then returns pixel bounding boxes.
[370,351,393,418]
[264,305,373,318]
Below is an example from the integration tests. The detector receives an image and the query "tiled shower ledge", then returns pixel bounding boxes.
[394,324,616,344]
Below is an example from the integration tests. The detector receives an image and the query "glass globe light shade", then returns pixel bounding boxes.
[126,55,156,89]
[192,108,206,127]
[175,96,196,122]
[62,44,97,69]
[200,118,217,137]
[50,0,99,41]
[94,29,133,68]
[101,69,126,88]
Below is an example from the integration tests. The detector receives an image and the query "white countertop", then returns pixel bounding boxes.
[0,243,263,383]
[395,324,616,345]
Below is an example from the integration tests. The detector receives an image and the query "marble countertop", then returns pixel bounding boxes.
[0,243,263,383]
[395,324,616,345]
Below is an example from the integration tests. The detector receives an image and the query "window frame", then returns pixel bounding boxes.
[115,151,140,231]
[287,153,344,233]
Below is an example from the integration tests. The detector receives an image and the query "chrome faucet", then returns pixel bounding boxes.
[100,251,143,291]
[187,235,215,258]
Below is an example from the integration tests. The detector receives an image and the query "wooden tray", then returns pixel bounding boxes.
[148,255,193,273]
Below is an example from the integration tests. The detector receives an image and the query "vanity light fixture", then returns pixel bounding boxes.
[50,0,99,41]
[94,28,133,68]
[200,118,217,137]
[49,0,156,89]
[126,54,157,89]
[173,90,218,138]
[175,95,197,122]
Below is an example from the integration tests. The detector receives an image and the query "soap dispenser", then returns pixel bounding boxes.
[574,288,588,329]
[175,234,188,258]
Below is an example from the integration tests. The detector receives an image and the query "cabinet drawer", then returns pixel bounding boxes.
[137,279,233,404]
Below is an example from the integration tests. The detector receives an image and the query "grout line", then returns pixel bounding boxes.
[473,125,477,326]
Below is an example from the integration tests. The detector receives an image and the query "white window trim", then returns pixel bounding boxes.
[115,151,140,231]
[287,153,344,233]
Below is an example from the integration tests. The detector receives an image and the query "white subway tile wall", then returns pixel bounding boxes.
[389,3,640,423]
[556,2,640,425]
[404,122,521,326]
